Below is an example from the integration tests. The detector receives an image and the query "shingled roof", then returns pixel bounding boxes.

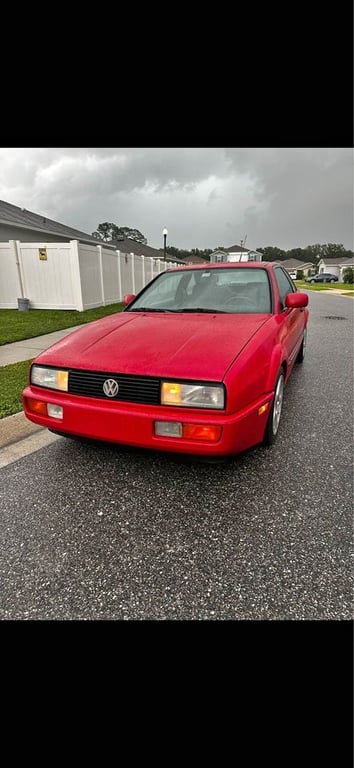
[211,243,263,256]
[110,238,183,263]
[0,199,184,261]
[281,258,314,270]
[0,199,108,246]
[222,244,250,253]
[319,256,354,266]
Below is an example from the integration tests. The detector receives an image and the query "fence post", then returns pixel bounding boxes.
[147,257,154,283]
[131,252,135,294]
[12,240,25,299]
[70,240,84,311]
[141,254,145,289]
[97,244,105,306]
[116,250,122,301]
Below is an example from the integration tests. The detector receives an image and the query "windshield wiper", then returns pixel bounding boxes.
[128,307,178,313]
[128,306,227,314]
[179,307,227,314]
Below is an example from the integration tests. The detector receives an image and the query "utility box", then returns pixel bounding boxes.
[17,297,30,311]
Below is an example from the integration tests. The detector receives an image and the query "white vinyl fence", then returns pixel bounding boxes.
[0,240,177,311]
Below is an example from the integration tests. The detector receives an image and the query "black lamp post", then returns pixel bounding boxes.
[163,227,168,261]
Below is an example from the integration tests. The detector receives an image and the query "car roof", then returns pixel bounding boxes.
[167,262,275,273]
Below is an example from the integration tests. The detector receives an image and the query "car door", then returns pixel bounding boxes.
[273,266,305,366]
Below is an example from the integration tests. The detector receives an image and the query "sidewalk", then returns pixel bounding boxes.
[0,325,84,367]
[0,325,85,450]
[324,288,354,295]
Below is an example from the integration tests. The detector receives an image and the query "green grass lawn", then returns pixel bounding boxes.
[296,281,354,291]
[0,302,124,345]
[0,359,32,418]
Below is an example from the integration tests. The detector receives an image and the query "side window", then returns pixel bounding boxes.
[273,267,295,310]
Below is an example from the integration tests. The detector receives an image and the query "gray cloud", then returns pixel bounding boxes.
[0,148,352,250]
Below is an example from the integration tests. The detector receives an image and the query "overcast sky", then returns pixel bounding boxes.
[0,148,352,251]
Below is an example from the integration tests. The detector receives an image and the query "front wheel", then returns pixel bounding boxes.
[310,279,315,284]
[330,279,335,283]
[264,369,284,446]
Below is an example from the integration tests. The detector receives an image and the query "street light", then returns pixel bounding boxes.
[163,227,168,261]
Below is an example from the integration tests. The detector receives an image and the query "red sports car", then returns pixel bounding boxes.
[22,263,309,457]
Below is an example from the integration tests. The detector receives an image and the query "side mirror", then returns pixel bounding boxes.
[285,292,308,309]
[123,294,136,307]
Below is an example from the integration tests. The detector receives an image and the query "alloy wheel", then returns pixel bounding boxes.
[272,373,284,435]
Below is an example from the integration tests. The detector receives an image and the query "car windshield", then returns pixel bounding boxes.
[126,267,272,314]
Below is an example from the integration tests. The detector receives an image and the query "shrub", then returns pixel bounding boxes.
[342,267,354,284]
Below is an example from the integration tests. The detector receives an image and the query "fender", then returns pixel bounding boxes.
[265,343,286,392]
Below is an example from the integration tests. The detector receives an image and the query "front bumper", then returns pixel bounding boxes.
[22,387,274,456]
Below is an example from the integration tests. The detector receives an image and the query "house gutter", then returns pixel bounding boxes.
[12,240,24,299]
[0,219,108,248]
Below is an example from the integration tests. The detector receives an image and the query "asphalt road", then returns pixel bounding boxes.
[0,291,353,620]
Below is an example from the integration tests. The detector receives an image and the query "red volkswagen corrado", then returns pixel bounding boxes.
[23,263,309,457]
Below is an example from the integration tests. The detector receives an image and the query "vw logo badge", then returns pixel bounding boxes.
[103,378,119,397]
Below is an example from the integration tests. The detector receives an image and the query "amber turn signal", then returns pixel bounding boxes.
[26,398,48,416]
[182,424,222,442]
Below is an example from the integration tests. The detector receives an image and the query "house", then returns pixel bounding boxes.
[317,256,354,281]
[0,198,111,248]
[281,258,314,277]
[0,198,181,311]
[183,254,208,264]
[110,238,184,264]
[209,244,263,263]
[0,198,185,264]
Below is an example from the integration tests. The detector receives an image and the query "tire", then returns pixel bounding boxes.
[296,328,307,364]
[330,279,335,283]
[264,368,285,446]
[310,279,315,284]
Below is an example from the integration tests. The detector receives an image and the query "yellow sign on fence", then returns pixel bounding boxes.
[39,248,47,260]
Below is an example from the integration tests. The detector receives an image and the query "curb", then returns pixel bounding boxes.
[0,411,44,449]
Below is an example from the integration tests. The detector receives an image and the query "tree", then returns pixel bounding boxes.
[305,243,354,262]
[190,248,212,261]
[322,243,352,259]
[342,267,354,284]
[91,222,120,241]
[164,245,190,260]
[303,244,323,263]
[286,248,306,261]
[92,223,147,244]
[163,245,213,262]
[255,243,354,265]
[119,227,147,244]
[256,246,286,261]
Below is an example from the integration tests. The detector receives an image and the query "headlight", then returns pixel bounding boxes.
[161,381,224,409]
[31,365,69,392]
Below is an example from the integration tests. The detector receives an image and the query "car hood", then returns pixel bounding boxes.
[35,311,270,381]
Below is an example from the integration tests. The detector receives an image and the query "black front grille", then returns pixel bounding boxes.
[68,369,161,405]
